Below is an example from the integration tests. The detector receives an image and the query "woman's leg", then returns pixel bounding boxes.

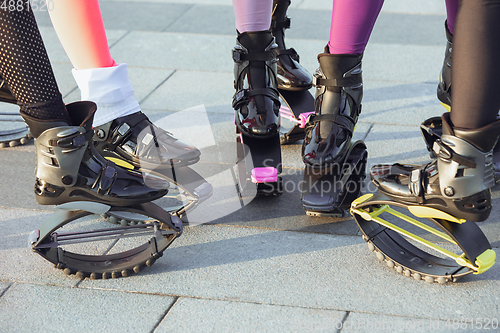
[232,0,280,137]
[47,0,201,168]
[0,6,166,206]
[449,0,500,129]
[302,0,384,167]
[0,7,68,121]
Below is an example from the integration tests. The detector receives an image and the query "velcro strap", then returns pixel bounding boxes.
[313,74,361,88]
[232,88,280,109]
[308,114,355,133]
[433,140,477,168]
[277,48,299,62]
[97,164,117,195]
[233,48,278,62]
[271,17,291,29]
[49,130,92,149]
[409,168,425,203]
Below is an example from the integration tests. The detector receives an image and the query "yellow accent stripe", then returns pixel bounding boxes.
[440,102,451,112]
[106,157,135,170]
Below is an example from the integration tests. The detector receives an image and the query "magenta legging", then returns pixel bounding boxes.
[445,0,459,34]
[233,0,383,55]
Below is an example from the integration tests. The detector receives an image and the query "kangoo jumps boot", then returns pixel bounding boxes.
[93,111,201,171]
[22,101,168,206]
[233,31,281,138]
[302,49,363,167]
[271,0,312,91]
[437,21,453,108]
[372,113,500,222]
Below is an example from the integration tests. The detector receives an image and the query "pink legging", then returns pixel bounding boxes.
[232,0,272,33]
[233,0,383,55]
[48,0,115,69]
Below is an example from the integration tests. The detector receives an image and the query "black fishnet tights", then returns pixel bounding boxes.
[0,6,68,121]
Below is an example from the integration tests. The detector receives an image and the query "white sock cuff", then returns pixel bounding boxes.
[72,63,141,127]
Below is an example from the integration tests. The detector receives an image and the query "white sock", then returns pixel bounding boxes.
[72,63,141,127]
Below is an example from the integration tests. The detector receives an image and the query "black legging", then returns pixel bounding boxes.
[0,6,68,121]
[450,0,500,129]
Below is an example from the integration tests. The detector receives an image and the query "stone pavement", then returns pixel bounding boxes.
[1,0,499,332]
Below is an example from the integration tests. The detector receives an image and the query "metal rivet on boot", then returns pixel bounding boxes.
[95,129,105,139]
[62,175,73,185]
[444,186,455,197]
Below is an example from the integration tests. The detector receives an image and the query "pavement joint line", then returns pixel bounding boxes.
[160,4,195,32]
[62,86,78,100]
[338,311,350,333]
[361,123,375,141]
[0,282,14,298]
[195,223,359,237]
[0,281,490,323]
[108,30,131,50]
[139,70,177,105]
[150,296,180,333]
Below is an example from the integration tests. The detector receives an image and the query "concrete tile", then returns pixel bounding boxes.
[361,81,444,127]
[381,0,446,15]
[141,71,234,111]
[110,31,235,72]
[0,208,81,286]
[81,225,500,320]
[100,0,233,7]
[0,283,175,332]
[0,150,40,210]
[0,282,11,296]
[363,123,431,168]
[165,4,235,35]
[342,313,453,333]
[363,43,443,83]
[158,297,346,332]
[100,1,192,32]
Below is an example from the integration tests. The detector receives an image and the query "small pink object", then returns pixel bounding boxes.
[279,106,315,129]
[298,112,315,128]
[251,167,278,183]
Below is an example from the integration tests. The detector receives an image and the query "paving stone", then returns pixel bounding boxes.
[0,208,77,286]
[341,312,456,333]
[81,225,500,320]
[141,71,234,111]
[157,297,346,332]
[0,283,175,332]
[0,282,11,297]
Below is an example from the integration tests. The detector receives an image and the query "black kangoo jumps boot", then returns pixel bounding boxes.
[271,0,312,91]
[302,49,363,167]
[437,20,453,108]
[23,101,168,206]
[233,31,281,138]
[371,113,500,222]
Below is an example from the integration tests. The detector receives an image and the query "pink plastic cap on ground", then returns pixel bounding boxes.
[251,167,278,183]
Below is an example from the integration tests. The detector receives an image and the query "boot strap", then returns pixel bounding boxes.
[87,155,118,195]
[409,168,425,203]
[276,47,299,61]
[433,140,476,168]
[48,129,93,149]
[307,113,355,134]
[313,74,361,88]
[232,87,280,110]
[233,48,278,63]
[271,17,290,30]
